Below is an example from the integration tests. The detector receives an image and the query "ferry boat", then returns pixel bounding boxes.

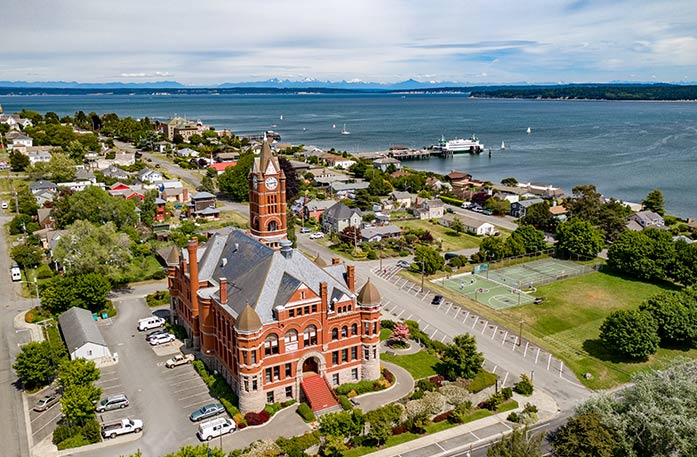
[431,135,484,154]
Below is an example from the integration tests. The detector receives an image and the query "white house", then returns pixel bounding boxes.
[137,168,164,184]
[373,157,402,173]
[57,181,105,192]
[12,134,33,148]
[448,215,496,236]
[28,150,52,165]
[417,199,445,219]
[176,147,199,158]
[58,307,112,365]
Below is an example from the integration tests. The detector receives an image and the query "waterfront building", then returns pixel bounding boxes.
[168,140,381,413]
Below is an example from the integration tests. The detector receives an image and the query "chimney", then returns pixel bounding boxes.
[280,239,293,258]
[346,265,355,292]
[320,282,328,312]
[187,239,200,314]
[183,187,189,202]
[219,277,227,304]
[332,257,341,265]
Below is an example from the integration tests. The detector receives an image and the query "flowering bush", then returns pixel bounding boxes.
[244,410,271,426]
[439,384,471,406]
[391,322,410,341]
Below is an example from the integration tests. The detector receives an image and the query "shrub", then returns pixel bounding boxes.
[523,403,538,414]
[449,401,473,424]
[416,379,437,392]
[233,413,247,426]
[382,368,395,384]
[513,374,534,396]
[56,433,89,450]
[429,375,445,387]
[264,402,283,417]
[433,411,452,423]
[276,431,321,457]
[335,379,385,396]
[245,410,271,426]
[221,398,241,418]
[381,320,396,330]
[339,395,352,411]
[481,392,505,411]
[507,411,520,423]
[281,400,297,408]
[297,403,315,423]
[53,424,80,445]
[81,419,102,443]
[391,424,409,435]
[501,387,513,400]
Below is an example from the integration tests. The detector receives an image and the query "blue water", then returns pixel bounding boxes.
[2,93,696,218]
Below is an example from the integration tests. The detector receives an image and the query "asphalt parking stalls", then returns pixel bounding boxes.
[160,364,216,415]
[28,388,63,445]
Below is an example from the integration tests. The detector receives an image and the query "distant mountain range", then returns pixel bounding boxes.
[0,78,674,91]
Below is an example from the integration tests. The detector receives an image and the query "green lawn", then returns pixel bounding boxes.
[380,328,392,341]
[381,350,439,380]
[430,270,688,389]
[396,219,482,252]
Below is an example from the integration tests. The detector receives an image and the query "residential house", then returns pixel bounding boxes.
[176,147,199,158]
[154,197,167,222]
[303,199,337,222]
[187,191,220,220]
[305,168,335,180]
[137,168,164,184]
[27,150,52,165]
[445,170,472,183]
[288,160,311,173]
[161,187,190,203]
[425,177,452,192]
[75,169,97,183]
[360,225,402,242]
[29,180,57,195]
[416,199,445,220]
[446,215,496,236]
[627,211,666,230]
[11,134,33,148]
[320,154,356,170]
[100,165,131,181]
[108,182,145,201]
[330,181,370,194]
[549,205,568,222]
[510,198,545,218]
[113,152,136,167]
[322,202,362,234]
[516,182,565,200]
[0,114,32,129]
[34,189,55,206]
[372,157,402,173]
[57,181,105,192]
[389,191,413,208]
[37,208,54,230]
[58,307,112,365]
[210,162,236,175]
[215,152,239,162]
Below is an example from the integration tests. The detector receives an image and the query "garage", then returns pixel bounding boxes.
[58,307,113,366]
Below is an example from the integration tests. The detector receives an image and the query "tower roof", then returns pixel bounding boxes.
[357,279,380,305]
[313,253,328,268]
[166,246,181,266]
[260,138,275,174]
[235,303,263,332]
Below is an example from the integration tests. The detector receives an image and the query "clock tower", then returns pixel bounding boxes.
[249,139,287,248]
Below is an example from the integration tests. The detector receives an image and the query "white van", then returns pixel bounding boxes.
[10,264,21,282]
[137,316,165,331]
[197,417,235,441]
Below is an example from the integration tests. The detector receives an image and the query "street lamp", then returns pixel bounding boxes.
[518,319,525,346]
[413,259,425,292]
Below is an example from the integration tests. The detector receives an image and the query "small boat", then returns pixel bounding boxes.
[340,124,351,135]
[501,141,506,150]
[302,127,306,131]
[332,124,336,129]
[271,124,277,128]
[526,127,532,134]
[280,115,283,120]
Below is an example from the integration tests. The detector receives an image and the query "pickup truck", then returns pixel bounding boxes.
[101,418,143,439]
[165,352,195,368]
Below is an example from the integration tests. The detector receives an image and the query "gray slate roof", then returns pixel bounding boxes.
[323,202,362,221]
[196,230,353,325]
[514,198,545,208]
[58,307,107,351]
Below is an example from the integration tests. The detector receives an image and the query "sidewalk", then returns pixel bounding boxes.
[364,389,559,457]
[355,361,415,412]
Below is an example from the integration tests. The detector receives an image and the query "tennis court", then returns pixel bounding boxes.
[435,258,598,310]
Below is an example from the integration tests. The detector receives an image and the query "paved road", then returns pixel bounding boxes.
[0,214,32,457]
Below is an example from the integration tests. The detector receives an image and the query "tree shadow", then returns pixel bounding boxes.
[582,339,648,364]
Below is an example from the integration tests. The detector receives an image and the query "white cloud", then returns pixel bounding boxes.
[0,0,695,83]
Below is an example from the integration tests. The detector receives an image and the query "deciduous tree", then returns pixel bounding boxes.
[551,413,620,457]
[413,245,444,275]
[555,218,604,259]
[218,152,253,202]
[599,309,659,359]
[487,427,542,457]
[511,225,546,253]
[439,334,484,381]
[13,341,60,388]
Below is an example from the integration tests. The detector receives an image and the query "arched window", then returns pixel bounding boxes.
[268,220,278,232]
[341,326,348,338]
[264,334,279,355]
[331,328,339,341]
[304,325,317,346]
[285,329,298,352]
[351,323,358,336]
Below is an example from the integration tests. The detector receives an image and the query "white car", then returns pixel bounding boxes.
[149,333,176,346]
[300,227,312,234]
[138,316,166,331]
[1,202,8,209]
[309,232,324,239]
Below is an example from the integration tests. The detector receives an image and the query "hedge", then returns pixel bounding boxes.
[276,430,321,457]
[335,379,386,397]
[297,402,315,422]
[245,410,271,426]
[439,195,464,206]
[467,370,497,393]
[339,395,353,411]
[192,360,240,417]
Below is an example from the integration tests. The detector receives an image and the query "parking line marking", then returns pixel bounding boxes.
[463,311,470,322]
[430,329,437,339]
[491,365,497,373]
[547,353,552,370]
[512,337,518,349]
[535,347,541,364]
[502,372,509,386]
[523,342,529,358]
[502,331,508,345]
[560,361,564,378]
[178,391,212,402]
[440,335,446,342]
[471,318,477,329]
[31,410,63,436]
[480,320,488,333]
[453,308,460,319]
[422,324,429,332]
[396,310,405,319]
[491,325,498,339]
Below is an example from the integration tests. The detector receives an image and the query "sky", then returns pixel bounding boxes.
[1,0,696,85]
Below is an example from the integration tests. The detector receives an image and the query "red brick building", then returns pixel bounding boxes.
[167,140,381,413]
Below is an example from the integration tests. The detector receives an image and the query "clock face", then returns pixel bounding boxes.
[265,176,278,190]
[252,175,258,189]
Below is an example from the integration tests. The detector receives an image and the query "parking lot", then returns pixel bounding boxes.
[28,387,63,446]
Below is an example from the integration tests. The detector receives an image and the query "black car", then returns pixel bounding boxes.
[431,295,444,305]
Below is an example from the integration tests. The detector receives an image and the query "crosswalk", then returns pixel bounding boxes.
[370,264,577,385]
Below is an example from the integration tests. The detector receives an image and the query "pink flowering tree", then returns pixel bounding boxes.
[391,322,410,342]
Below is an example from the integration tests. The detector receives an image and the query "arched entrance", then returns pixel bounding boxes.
[302,357,319,376]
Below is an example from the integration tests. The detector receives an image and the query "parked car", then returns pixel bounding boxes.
[33,393,60,412]
[137,316,165,331]
[101,418,143,439]
[96,394,129,412]
[431,295,444,305]
[197,417,235,441]
[145,329,168,342]
[1,201,8,209]
[396,260,411,269]
[481,209,494,215]
[299,227,312,233]
[190,403,226,422]
[165,352,195,368]
[149,333,176,346]
[309,232,324,239]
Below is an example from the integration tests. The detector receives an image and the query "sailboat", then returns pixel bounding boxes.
[340,124,351,135]
[280,115,283,120]
[526,127,532,134]
[501,141,506,150]
[332,124,336,129]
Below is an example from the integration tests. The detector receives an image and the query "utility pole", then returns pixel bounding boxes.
[518,319,525,346]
